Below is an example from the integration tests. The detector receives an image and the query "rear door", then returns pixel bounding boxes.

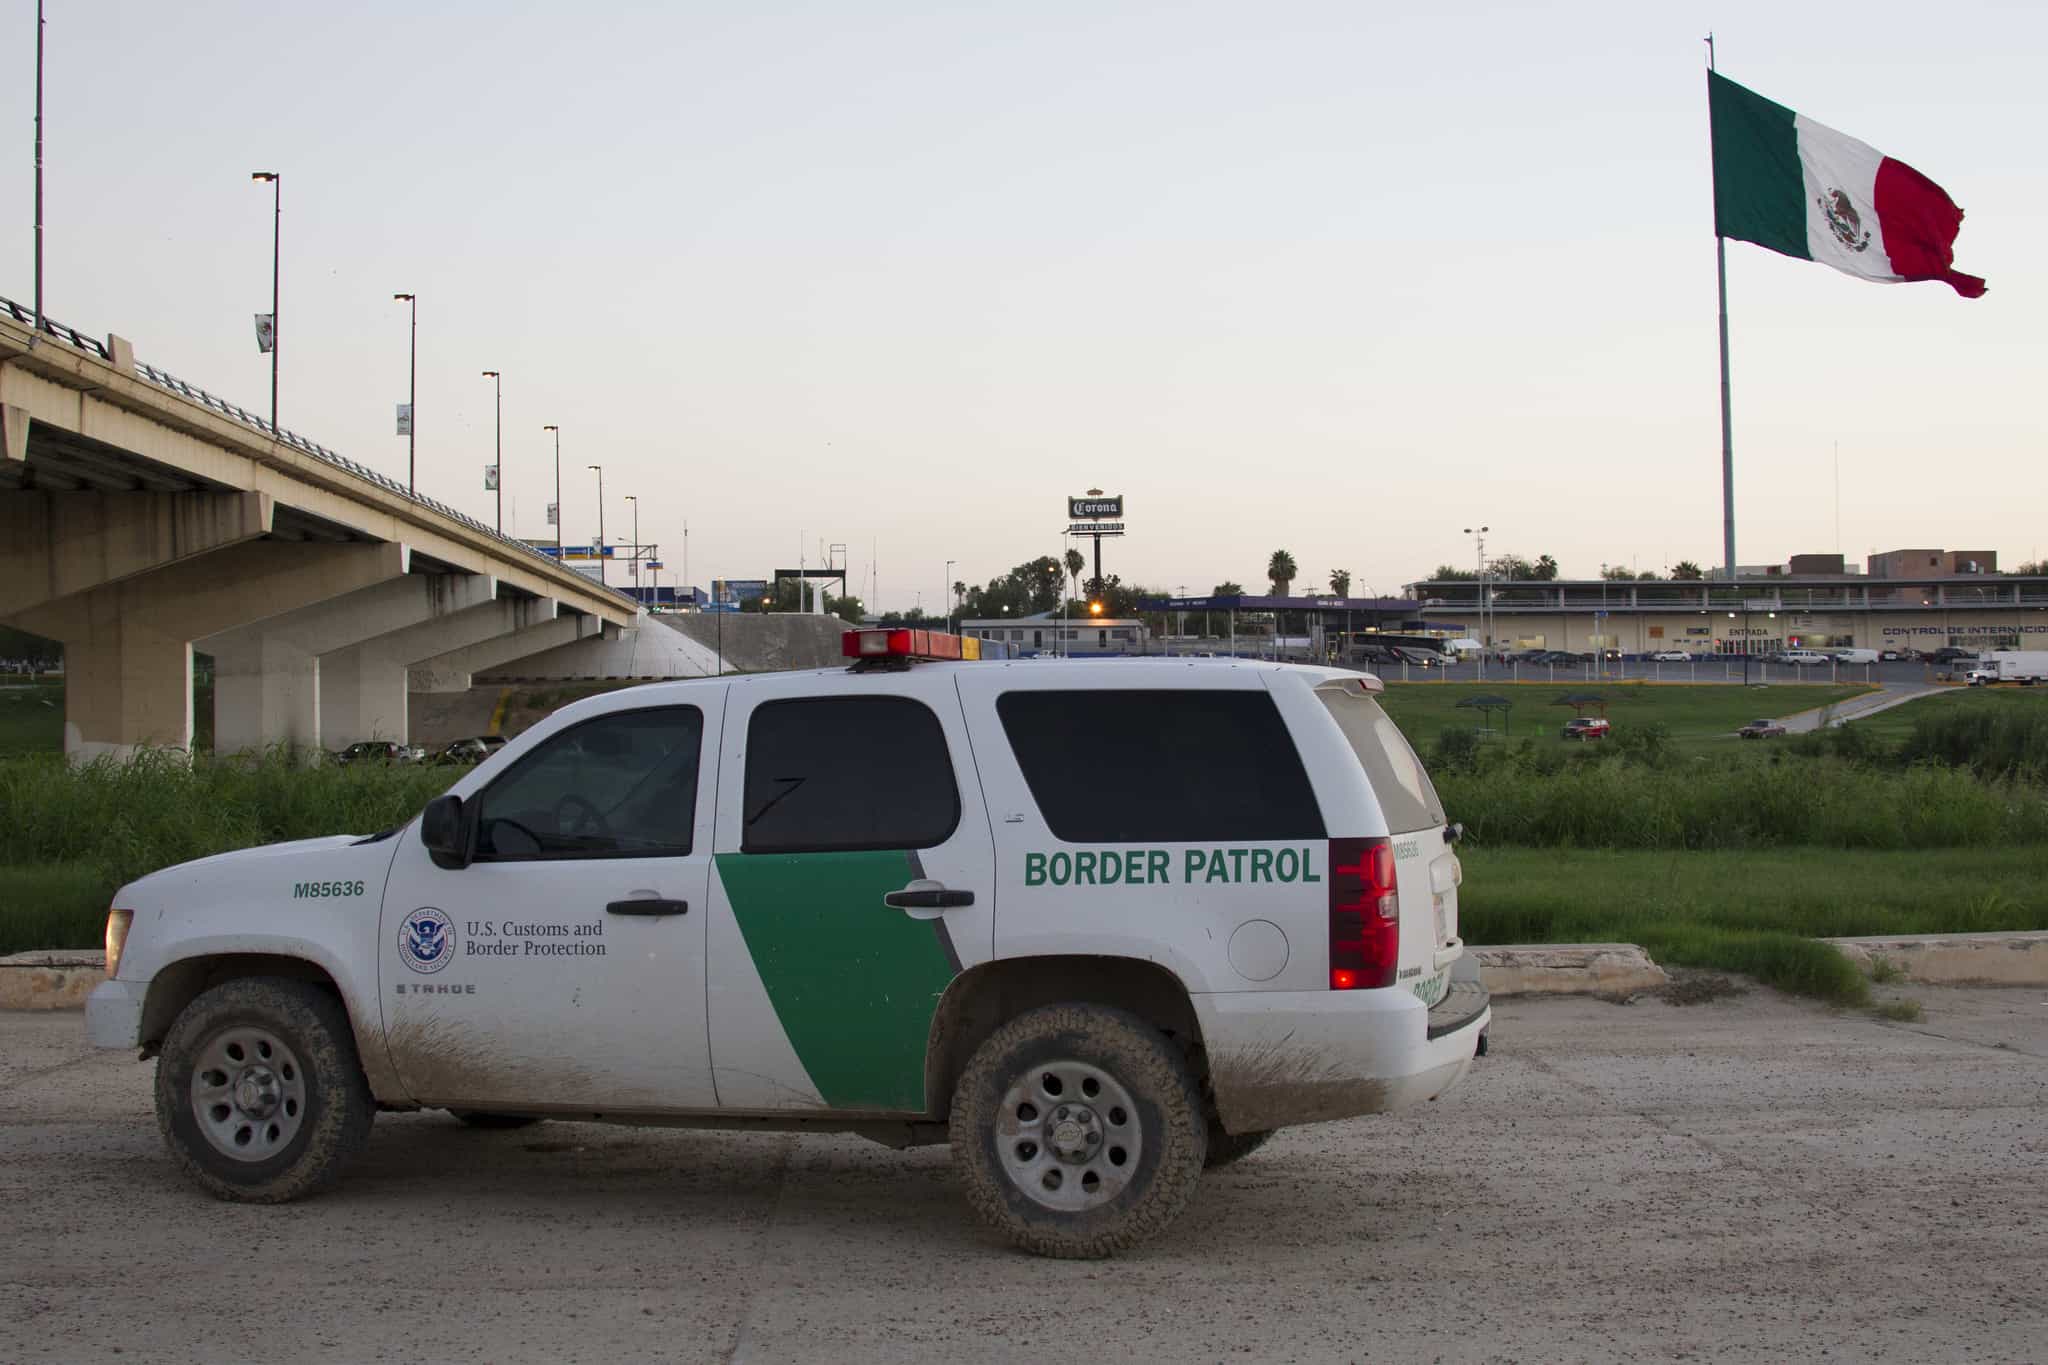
[1313,683,1462,1006]
[705,669,995,1114]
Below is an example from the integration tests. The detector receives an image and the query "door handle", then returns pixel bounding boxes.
[606,898,688,916]
[883,886,975,910]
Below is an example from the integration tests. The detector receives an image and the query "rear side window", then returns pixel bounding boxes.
[1317,690,1445,833]
[743,696,960,853]
[996,690,1325,843]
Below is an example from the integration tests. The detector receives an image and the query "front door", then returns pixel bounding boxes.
[705,670,995,1114]
[379,697,722,1112]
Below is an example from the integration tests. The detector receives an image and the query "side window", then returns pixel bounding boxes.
[743,696,960,853]
[472,707,703,859]
[996,690,1326,842]
[1317,691,1445,832]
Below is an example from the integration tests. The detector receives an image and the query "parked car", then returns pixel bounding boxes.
[1561,716,1610,741]
[1832,648,1880,665]
[1650,650,1692,662]
[1774,650,1832,667]
[430,736,509,765]
[1737,718,1787,739]
[84,639,1489,1258]
[1879,649,1903,662]
[1927,646,1976,665]
[334,740,413,767]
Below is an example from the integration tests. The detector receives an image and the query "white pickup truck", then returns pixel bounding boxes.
[88,632,1488,1258]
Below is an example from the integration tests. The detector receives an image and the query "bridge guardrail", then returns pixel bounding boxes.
[2,295,639,609]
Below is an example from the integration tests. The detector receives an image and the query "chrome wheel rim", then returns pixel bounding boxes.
[996,1059,1141,1212]
[189,1026,308,1163]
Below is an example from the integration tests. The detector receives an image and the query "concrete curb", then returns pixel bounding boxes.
[1826,932,2048,987]
[0,951,104,1011]
[1473,944,1668,1000]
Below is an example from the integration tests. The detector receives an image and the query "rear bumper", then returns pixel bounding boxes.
[1194,979,1489,1135]
[85,978,147,1049]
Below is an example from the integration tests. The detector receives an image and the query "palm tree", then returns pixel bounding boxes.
[1671,560,1705,580]
[1328,569,1352,597]
[1267,549,1297,596]
[1064,548,1085,599]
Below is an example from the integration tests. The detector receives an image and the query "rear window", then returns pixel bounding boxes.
[1316,689,1446,833]
[996,689,1325,843]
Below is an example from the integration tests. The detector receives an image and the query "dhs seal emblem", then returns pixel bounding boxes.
[398,907,456,974]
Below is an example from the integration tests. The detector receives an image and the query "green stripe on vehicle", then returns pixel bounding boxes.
[714,850,956,1111]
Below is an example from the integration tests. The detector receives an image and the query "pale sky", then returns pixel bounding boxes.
[8,0,2043,610]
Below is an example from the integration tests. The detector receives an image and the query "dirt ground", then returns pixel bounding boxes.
[2,984,2043,1363]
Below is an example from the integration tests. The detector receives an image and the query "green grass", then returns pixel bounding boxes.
[0,863,117,955]
[1379,680,1872,753]
[1459,846,2048,1004]
[1843,686,2047,748]
[0,683,64,757]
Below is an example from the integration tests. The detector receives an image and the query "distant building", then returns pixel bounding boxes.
[958,612,1144,656]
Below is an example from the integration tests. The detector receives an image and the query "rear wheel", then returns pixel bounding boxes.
[949,1003,1207,1259]
[154,977,373,1203]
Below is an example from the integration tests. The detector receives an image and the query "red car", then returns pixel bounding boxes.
[1737,719,1788,739]
[1561,716,1610,741]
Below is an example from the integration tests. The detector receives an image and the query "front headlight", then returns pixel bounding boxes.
[104,908,134,979]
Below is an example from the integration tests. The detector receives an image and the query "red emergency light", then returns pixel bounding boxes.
[842,628,975,662]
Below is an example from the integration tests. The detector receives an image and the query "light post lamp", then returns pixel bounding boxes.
[542,425,561,559]
[588,464,605,588]
[1463,525,1489,679]
[392,293,416,492]
[624,494,640,604]
[945,559,956,632]
[480,371,502,534]
[251,171,281,427]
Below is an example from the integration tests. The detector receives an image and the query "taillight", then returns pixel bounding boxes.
[1328,837,1400,990]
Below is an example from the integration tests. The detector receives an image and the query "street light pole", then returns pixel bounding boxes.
[624,494,640,604]
[1464,525,1489,679]
[392,293,416,491]
[945,559,956,631]
[34,0,46,333]
[588,464,605,588]
[481,371,501,534]
[543,425,561,559]
[251,172,280,427]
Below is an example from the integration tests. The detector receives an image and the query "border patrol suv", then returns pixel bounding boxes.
[89,628,1488,1258]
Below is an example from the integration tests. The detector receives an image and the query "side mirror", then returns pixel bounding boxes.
[421,794,471,868]
[1444,821,1465,845]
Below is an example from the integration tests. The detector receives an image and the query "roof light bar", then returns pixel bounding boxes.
[841,629,1006,663]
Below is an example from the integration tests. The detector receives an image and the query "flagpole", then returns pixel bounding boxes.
[1707,34,1736,586]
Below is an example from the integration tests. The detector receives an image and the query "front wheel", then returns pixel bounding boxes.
[154,977,374,1202]
[949,1004,1207,1258]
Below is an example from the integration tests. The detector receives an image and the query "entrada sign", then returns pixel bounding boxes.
[1069,495,1123,520]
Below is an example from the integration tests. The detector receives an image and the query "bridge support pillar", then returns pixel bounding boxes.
[11,540,410,762]
[409,614,601,694]
[201,574,497,755]
[319,597,560,747]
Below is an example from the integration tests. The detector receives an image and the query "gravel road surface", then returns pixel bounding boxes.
[3,985,2042,1363]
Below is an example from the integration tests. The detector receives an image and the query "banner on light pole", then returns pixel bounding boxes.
[484,465,499,491]
[395,403,413,436]
[545,502,559,527]
[254,314,276,353]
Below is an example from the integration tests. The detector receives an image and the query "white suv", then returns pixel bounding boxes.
[88,631,1488,1258]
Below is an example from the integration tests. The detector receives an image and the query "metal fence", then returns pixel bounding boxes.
[1,295,638,607]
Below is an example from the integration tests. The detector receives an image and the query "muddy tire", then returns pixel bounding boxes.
[1203,1124,1274,1170]
[448,1110,543,1130]
[154,977,374,1203]
[948,1003,1207,1259]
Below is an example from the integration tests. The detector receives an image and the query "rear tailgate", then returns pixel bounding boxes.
[1315,684,1463,1005]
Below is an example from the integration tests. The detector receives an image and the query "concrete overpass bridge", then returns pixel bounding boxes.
[1,296,640,760]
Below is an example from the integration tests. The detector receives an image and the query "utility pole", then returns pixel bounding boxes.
[34,0,46,334]
[481,371,502,534]
[625,494,640,604]
[543,425,561,559]
[393,293,416,491]
[945,559,956,632]
[588,464,605,588]
[251,172,281,426]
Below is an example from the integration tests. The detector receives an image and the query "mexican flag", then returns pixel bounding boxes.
[1708,72,1986,298]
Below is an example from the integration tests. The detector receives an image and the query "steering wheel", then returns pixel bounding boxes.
[554,794,610,839]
